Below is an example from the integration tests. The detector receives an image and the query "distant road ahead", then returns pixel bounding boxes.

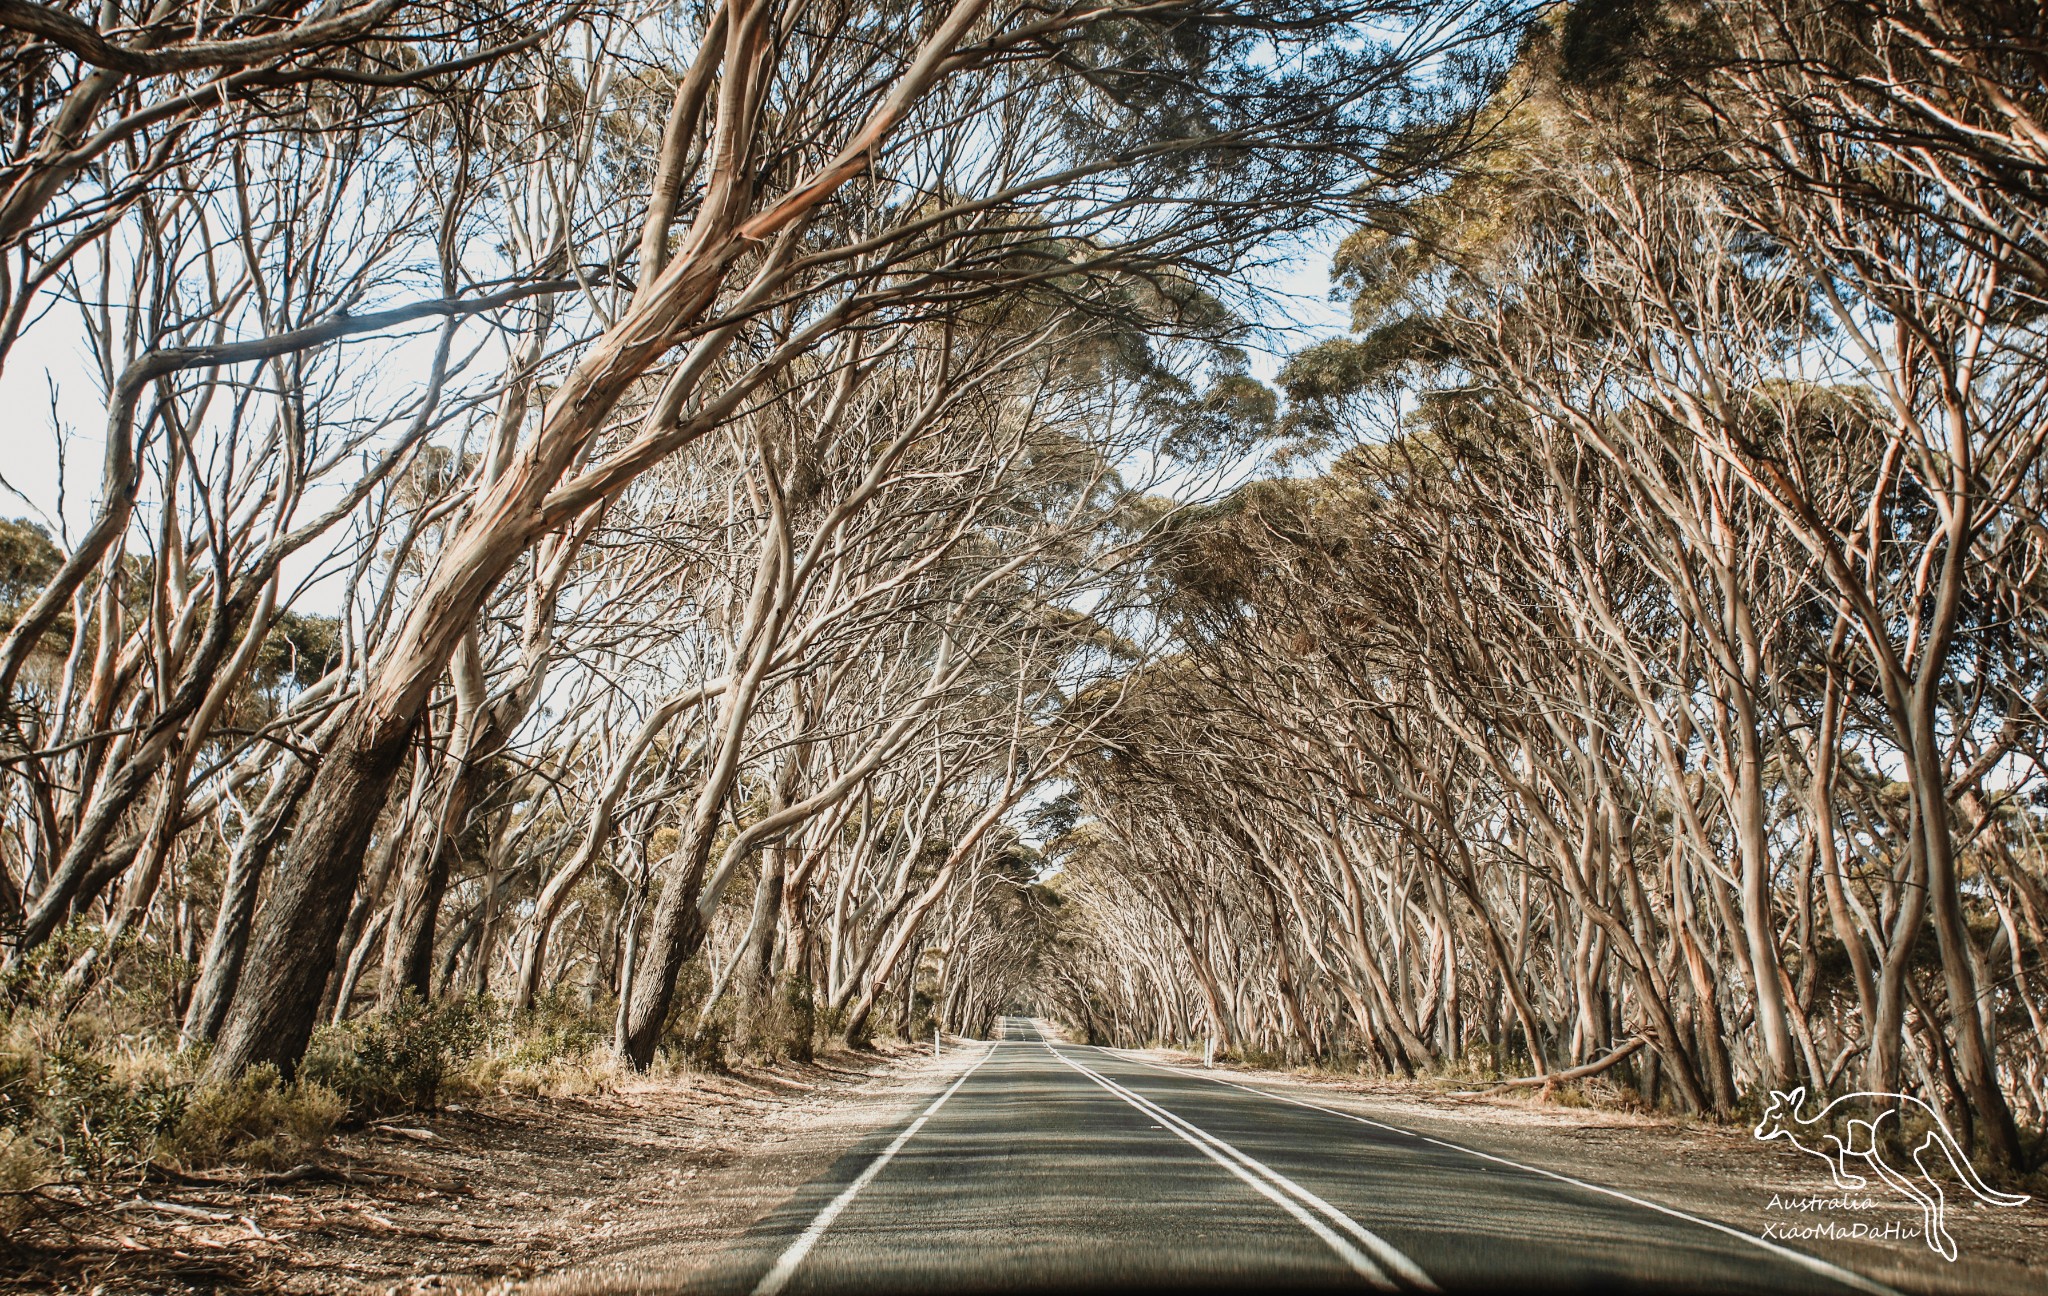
[674,1019,1903,1295]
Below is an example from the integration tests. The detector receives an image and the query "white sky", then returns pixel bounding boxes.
[0,226,1357,554]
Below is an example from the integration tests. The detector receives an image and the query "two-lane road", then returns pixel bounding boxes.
[667,1019,1901,1295]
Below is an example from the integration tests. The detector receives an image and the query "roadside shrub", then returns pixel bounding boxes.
[502,990,610,1068]
[0,919,101,1020]
[2,932,192,1185]
[169,1064,341,1170]
[464,992,623,1097]
[0,1036,185,1177]
[681,1019,728,1073]
[303,995,485,1120]
[1441,1044,1505,1082]
[754,974,815,1064]
[887,988,936,1048]
[0,1130,54,1235]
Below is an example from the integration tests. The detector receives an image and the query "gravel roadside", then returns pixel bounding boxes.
[2,1040,959,1294]
[1119,1047,2047,1296]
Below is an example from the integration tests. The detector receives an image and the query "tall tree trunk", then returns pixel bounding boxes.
[182,757,311,1046]
[382,766,476,1005]
[619,866,708,1067]
[1910,700,2023,1166]
[207,714,413,1079]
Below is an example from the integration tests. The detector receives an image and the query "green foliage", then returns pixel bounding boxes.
[730,970,817,1065]
[772,974,816,1064]
[253,610,342,692]
[0,948,513,1183]
[1224,1044,1286,1070]
[898,988,937,1046]
[1147,364,1282,466]
[168,1064,341,1171]
[680,1020,728,1073]
[460,990,618,1089]
[1554,0,1716,96]
[0,1131,54,1235]
[0,1036,185,1178]
[0,923,196,1181]
[0,517,59,609]
[1451,1042,1509,1082]
[495,990,609,1072]
[0,918,94,1018]
[302,995,485,1120]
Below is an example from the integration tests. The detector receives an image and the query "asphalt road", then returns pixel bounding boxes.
[682,1019,1902,1296]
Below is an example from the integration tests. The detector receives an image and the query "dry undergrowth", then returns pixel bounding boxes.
[1,1039,939,1295]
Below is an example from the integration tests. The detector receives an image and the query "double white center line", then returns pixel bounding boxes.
[1048,1045,1440,1293]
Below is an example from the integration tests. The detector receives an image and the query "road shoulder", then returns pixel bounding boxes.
[520,1040,980,1296]
[1113,1048,2046,1296]
[31,1040,967,1295]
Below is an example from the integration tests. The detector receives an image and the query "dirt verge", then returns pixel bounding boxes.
[1126,1047,2047,1296]
[1,1040,957,1295]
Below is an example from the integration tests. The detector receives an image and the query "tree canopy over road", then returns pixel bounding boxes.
[1045,0,2048,1176]
[1,0,2044,1224]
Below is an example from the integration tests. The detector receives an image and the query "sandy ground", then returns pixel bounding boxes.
[0,1040,955,1295]
[1121,1046,2048,1296]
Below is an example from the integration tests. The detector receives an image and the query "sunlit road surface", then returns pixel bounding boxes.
[669,1019,1903,1296]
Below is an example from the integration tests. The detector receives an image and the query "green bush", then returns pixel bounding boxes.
[883,988,936,1048]
[0,1130,55,1235]
[0,1038,185,1177]
[2,929,191,1184]
[766,974,816,1064]
[461,991,629,1096]
[169,1064,341,1171]
[501,989,610,1069]
[1225,1044,1286,1070]
[682,1018,729,1072]
[303,995,485,1120]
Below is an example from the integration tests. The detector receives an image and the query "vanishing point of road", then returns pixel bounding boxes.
[620,1019,1912,1295]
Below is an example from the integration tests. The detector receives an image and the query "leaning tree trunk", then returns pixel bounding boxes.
[207,712,415,1079]
[207,0,1041,1080]
[618,867,709,1067]
[619,530,790,1067]
[512,687,708,1009]
[382,764,477,1005]
[733,845,785,1024]
[182,756,312,1046]
[842,862,965,1045]
[1910,698,2024,1168]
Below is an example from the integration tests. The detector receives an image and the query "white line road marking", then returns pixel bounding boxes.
[751,1042,998,1296]
[1112,1051,1906,1296]
[1048,1045,1438,1292]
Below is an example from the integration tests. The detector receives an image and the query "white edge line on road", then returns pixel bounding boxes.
[751,1041,998,1296]
[1048,1045,1424,1292]
[1111,1051,1906,1296]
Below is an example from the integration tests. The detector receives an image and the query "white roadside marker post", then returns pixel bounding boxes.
[1204,1038,1215,1069]
[934,1026,940,1059]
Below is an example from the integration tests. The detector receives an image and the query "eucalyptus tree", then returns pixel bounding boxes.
[1396,6,2048,1162]
[182,0,1526,1079]
[0,76,523,962]
[1045,1,2048,1171]
[0,0,574,722]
